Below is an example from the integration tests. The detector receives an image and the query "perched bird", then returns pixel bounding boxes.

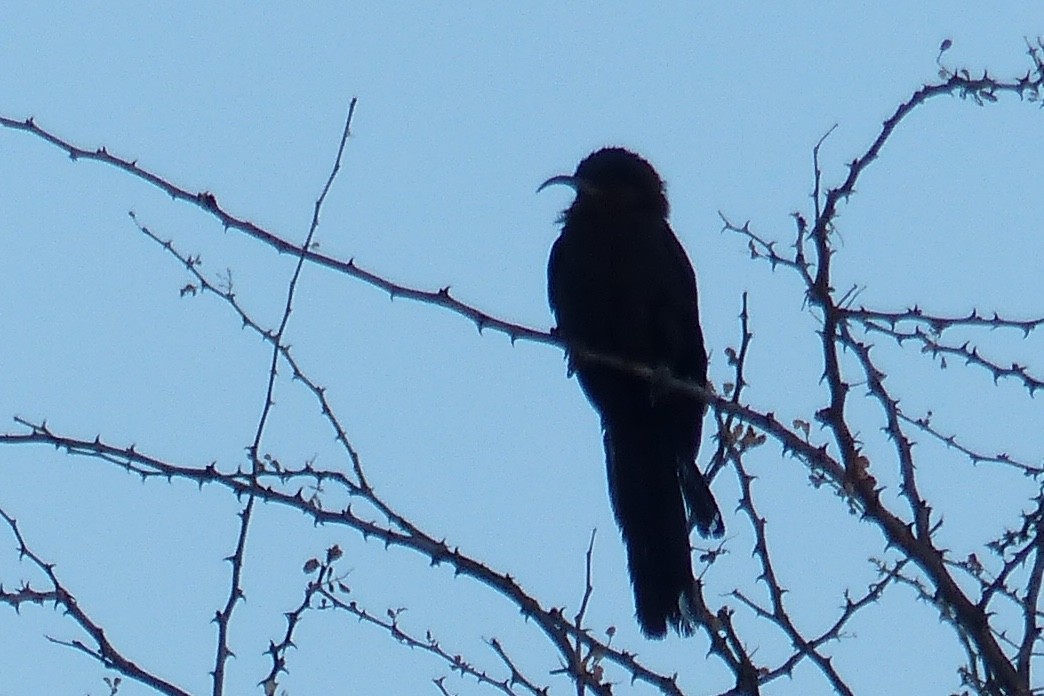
[541,147,723,638]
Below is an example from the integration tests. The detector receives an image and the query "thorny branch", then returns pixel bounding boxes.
[212,97,358,696]
[2,43,1044,695]
[0,509,191,696]
[720,41,1044,695]
[4,416,683,696]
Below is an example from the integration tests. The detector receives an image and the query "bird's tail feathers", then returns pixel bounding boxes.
[680,463,724,538]
[604,420,700,638]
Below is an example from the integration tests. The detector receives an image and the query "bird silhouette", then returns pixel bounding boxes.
[542,147,723,638]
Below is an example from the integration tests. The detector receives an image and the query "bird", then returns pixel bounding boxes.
[541,147,723,639]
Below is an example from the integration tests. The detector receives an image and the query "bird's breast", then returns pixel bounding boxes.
[555,217,669,356]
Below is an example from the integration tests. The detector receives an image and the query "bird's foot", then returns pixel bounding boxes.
[647,363,678,402]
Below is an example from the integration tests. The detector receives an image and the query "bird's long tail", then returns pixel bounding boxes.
[680,459,725,538]
[603,417,709,638]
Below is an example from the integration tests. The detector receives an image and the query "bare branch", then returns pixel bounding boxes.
[0,508,191,696]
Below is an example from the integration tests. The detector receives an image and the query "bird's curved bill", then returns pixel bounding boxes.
[536,174,578,193]
[536,174,600,196]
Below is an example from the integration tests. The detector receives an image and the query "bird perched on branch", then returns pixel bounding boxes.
[541,147,723,638]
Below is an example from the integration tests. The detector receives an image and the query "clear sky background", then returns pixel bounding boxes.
[1,3,1043,695]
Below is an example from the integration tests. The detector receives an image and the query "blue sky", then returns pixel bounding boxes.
[1,3,1043,695]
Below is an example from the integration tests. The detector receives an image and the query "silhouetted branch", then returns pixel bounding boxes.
[3,43,1044,696]
[286,547,549,696]
[214,98,358,696]
[260,550,327,695]
[717,46,1044,695]
[2,417,687,694]
[0,508,191,696]
[0,112,553,347]
[846,306,1044,337]
[730,453,854,696]
[566,529,610,696]
[212,497,253,696]
[488,638,550,696]
[898,410,1044,476]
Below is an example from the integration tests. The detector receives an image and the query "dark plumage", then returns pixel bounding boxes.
[542,147,723,638]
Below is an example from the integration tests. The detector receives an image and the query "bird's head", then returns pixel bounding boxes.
[537,147,669,218]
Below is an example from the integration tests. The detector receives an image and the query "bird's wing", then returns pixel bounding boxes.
[649,222,707,382]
